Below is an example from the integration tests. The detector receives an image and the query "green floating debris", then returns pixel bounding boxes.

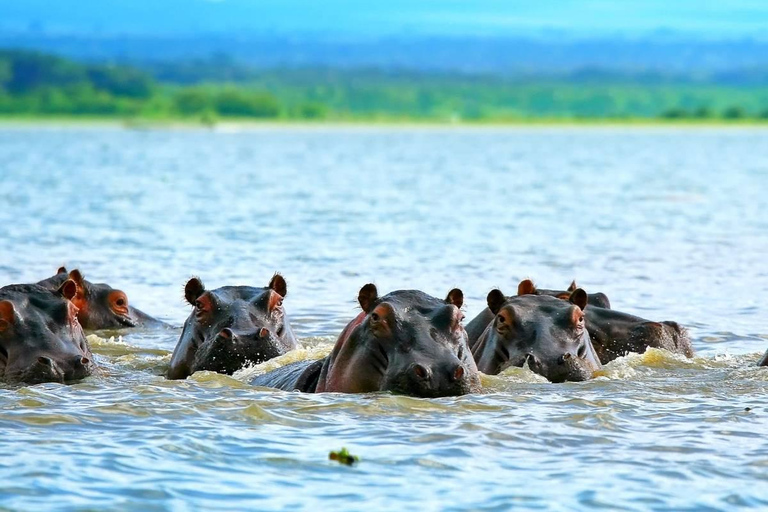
[329,447,359,466]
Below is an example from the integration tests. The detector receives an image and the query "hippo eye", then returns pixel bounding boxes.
[195,300,203,310]
[116,298,126,307]
[371,312,380,322]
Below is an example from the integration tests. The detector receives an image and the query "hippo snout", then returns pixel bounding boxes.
[12,353,94,384]
[402,359,472,398]
[525,351,599,383]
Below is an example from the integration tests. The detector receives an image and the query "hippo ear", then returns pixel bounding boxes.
[487,289,507,315]
[445,288,463,309]
[56,279,78,301]
[567,280,578,292]
[184,277,206,305]
[358,283,378,313]
[269,273,287,298]
[569,288,588,311]
[0,300,16,329]
[517,279,537,296]
[57,266,68,275]
[68,269,85,287]
[265,290,283,313]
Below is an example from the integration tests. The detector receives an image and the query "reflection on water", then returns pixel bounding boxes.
[1,126,768,509]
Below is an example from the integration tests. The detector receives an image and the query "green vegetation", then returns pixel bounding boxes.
[329,447,359,466]
[2,49,768,124]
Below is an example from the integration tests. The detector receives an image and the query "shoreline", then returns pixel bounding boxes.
[1,117,768,131]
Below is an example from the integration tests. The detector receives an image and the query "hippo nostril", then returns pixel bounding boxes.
[559,353,573,365]
[37,356,53,367]
[452,365,464,381]
[259,328,270,339]
[414,364,428,380]
[219,328,233,340]
[79,357,90,366]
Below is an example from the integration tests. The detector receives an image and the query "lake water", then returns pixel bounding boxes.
[1,125,768,510]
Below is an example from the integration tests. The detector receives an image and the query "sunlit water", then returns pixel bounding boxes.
[1,125,768,510]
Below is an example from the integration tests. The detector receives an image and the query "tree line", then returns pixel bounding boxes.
[1,49,767,122]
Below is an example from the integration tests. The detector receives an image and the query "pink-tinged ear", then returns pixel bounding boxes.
[487,289,506,315]
[445,288,464,309]
[266,290,283,312]
[68,269,86,287]
[0,300,16,328]
[567,280,578,292]
[358,283,378,313]
[56,279,78,301]
[57,266,68,275]
[184,277,205,305]
[517,279,536,296]
[269,273,287,298]
[569,288,588,311]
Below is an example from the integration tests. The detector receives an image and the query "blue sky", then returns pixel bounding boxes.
[2,0,767,38]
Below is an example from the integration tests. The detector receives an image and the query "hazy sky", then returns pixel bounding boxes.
[2,0,767,38]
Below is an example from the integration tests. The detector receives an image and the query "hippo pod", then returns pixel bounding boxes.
[167,274,299,380]
[0,281,95,384]
[468,283,602,382]
[38,267,162,330]
[514,279,693,363]
[251,284,481,397]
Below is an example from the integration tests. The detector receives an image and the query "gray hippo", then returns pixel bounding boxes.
[513,280,692,363]
[251,284,481,397]
[469,283,602,382]
[0,281,95,384]
[167,274,299,380]
[38,267,163,330]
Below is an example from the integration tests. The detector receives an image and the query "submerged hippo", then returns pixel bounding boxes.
[758,351,768,366]
[515,280,692,363]
[38,267,162,330]
[533,280,611,309]
[0,281,95,384]
[579,305,692,363]
[167,274,298,380]
[469,283,602,382]
[251,284,481,397]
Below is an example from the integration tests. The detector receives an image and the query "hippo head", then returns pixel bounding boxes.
[38,267,148,330]
[0,282,94,384]
[64,269,140,329]
[317,285,481,397]
[180,274,298,375]
[472,280,602,382]
[532,279,611,310]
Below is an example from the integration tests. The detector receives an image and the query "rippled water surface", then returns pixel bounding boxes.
[1,125,768,510]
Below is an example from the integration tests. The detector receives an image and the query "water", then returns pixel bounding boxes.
[1,125,768,510]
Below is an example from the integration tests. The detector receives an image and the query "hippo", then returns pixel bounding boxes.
[758,351,768,366]
[469,283,602,382]
[533,280,611,309]
[167,274,299,380]
[0,281,95,384]
[38,267,162,330]
[514,280,692,363]
[251,284,481,397]
[578,304,692,363]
